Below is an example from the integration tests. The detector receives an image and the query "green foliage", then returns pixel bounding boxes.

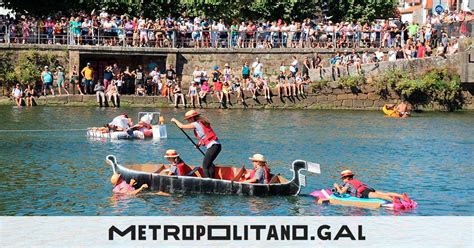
[15,50,63,85]
[1,0,396,22]
[392,68,462,111]
[336,74,365,89]
[0,52,16,85]
[328,0,398,23]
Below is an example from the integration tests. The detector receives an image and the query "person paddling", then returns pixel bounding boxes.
[171,110,221,178]
[333,170,407,202]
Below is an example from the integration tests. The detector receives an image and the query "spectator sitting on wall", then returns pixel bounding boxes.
[12,83,23,107]
[94,81,106,107]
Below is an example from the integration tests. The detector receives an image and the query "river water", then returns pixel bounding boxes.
[0,106,473,216]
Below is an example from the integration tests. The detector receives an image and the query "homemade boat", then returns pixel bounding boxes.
[106,155,321,196]
[87,112,167,140]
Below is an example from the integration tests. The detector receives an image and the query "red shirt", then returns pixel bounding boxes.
[417,45,425,58]
[213,81,223,91]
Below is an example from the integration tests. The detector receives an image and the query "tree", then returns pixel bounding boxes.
[326,0,398,23]
[0,52,16,96]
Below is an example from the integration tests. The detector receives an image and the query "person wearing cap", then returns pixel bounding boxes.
[171,110,221,178]
[333,170,405,201]
[41,66,55,96]
[111,173,148,195]
[244,154,271,184]
[81,62,94,94]
[163,149,195,176]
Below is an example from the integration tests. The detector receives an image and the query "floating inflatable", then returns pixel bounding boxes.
[87,112,167,140]
[310,189,417,210]
[382,104,401,118]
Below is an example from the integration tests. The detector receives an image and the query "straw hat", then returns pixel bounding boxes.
[340,170,354,178]
[110,173,121,185]
[184,110,200,120]
[249,154,266,162]
[164,149,180,158]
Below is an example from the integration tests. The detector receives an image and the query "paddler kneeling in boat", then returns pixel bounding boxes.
[164,149,197,176]
[171,110,221,178]
[244,154,270,184]
[333,170,406,201]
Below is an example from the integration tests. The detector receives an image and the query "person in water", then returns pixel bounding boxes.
[171,110,221,178]
[163,149,196,176]
[111,173,148,195]
[244,154,270,184]
[111,173,170,196]
[386,100,411,118]
[333,170,405,201]
[109,113,132,131]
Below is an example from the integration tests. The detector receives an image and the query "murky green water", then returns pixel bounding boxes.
[0,106,473,216]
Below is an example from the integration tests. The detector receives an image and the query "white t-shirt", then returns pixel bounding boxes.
[388,50,397,61]
[110,116,130,129]
[192,121,219,149]
[12,88,22,97]
[252,62,263,74]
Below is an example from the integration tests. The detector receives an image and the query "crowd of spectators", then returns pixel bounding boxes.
[0,9,472,49]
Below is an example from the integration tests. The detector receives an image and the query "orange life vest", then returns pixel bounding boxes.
[193,120,218,146]
[249,164,271,184]
[347,178,370,197]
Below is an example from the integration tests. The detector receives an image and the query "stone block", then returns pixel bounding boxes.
[333,100,342,106]
[47,96,68,104]
[133,96,154,105]
[342,99,353,107]
[316,95,328,102]
[363,100,375,107]
[367,92,380,100]
[333,88,344,95]
[347,94,357,99]
[327,94,337,101]
[353,99,365,108]
[373,100,386,107]
[68,95,83,102]
[336,94,348,100]
[356,93,368,100]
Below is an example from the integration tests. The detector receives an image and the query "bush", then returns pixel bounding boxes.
[0,52,17,96]
[15,50,67,88]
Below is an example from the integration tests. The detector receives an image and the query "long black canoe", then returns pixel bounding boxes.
[106,155,320,196]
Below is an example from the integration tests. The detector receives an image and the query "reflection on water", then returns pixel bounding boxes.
[0,106,473,216]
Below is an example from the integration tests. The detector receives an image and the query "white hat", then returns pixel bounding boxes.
[249,154,266,162]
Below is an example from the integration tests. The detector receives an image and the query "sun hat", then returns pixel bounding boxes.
[164,149,180,158]
[44,66,49,69]
[249,154,266,162]
[184,110,200,120]
[110,173,121,185]
[213,65,219,70]
[340,170,354,178]
[224,63,229,67]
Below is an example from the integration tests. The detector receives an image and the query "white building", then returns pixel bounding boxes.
[398,0,472,23]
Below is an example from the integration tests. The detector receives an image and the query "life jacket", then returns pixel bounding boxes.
[248,164,271,184]
[176,161,194,177]
[346,178,369,198]
[193,120,218,147]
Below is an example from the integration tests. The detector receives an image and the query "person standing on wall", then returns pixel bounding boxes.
[81,62,94,94]
[171,110,221,178]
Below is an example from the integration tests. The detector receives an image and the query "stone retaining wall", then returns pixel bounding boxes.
[2,86,472,110]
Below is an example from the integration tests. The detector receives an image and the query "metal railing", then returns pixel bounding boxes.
[1,21,472,48]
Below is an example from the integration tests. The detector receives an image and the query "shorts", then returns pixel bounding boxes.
[242,74,250,79]
[57,79,64,87]
[84,79,92,87]
[360,188,375,198]
[253,72,263,78]
[44,82,53,90]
